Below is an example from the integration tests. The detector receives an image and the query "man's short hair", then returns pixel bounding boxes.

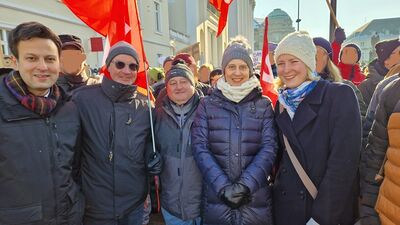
[8,21,62,59]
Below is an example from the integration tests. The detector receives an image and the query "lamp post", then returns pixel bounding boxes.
[296,0,301,31]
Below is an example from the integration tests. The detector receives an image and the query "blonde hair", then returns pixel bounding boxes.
[274,68,319,89]
[199,63,213,72]
[326,59,343,82]
[384,63,400,79]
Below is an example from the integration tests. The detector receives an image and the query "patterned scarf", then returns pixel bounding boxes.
[278,80,318,120]
[4,71,61,117]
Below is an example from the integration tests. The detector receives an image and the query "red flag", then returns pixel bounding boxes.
[209,0,233,36]
[260,17,278,106]
[62,0,149,91]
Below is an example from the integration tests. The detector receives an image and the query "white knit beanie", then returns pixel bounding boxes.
[274,31,316,71]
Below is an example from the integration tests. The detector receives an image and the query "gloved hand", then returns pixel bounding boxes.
[334,27,346,44]
[219,183,251,209]
[147,151,163,175]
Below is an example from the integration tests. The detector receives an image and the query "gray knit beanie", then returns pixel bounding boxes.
[221,43,254,76]
[106,41,139,67]
[165,63,195,86]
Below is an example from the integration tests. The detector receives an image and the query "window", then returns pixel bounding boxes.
[0,29,10,55]
[154,1,161,33]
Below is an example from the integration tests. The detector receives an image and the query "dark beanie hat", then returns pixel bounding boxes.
[221,43,254,76]
[58,34,84,52]
[165,64,195,86]
[313,37,332,59]
[106,41,139,67]
[375,38,400,63]
[340,43,362,63]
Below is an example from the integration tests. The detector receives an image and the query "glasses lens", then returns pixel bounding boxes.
[115,61,125,70]
[129,63,138,71]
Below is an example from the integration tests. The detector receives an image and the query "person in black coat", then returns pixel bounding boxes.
[192,40,278,225]
[272,31,361,225]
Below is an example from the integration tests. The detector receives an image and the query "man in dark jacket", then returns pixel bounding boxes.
[0,22,83,225]
[155,63,203,224]
[57,34,100,93]
[359,38,400,105]
[73,41,161,225]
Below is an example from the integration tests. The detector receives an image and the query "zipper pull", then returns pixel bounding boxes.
[108,151,113,162]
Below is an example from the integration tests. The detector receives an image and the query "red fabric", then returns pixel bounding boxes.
[331,40,341,65]
[337,62,366,86]
[209,0,233,36]
[260,17,278,107]
[63,0,149,90]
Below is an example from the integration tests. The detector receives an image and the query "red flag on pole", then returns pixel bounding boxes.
[260,17,278,106]
[62,0,149,90]
[209,0,233,37]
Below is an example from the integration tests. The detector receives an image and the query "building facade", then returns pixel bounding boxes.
[345,17,400,65]
[228,0,256,49]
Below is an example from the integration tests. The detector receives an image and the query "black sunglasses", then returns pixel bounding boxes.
[112,60,139,71]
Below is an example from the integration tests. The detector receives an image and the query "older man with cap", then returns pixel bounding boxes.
[57,34,100,93]
[154,63,203,225]
[191,40,277,225]
[359,38,400,105]
[72,41,162,225]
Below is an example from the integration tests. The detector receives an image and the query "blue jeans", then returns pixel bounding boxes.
[83,206,144,225]
[161,208,201,225]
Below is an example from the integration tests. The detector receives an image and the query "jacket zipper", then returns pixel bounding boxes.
[46,117,59,224]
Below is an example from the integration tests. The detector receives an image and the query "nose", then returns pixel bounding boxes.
[37,59,48,71]
[122,65,131,74]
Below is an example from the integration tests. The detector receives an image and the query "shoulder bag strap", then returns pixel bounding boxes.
[279,104,318,199]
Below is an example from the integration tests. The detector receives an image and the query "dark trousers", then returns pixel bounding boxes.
[83,206,144,225]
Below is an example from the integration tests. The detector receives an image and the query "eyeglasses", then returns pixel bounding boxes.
[112,60,139,71]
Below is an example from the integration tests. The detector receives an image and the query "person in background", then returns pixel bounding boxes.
[209,68,223,88]
[337,43,366,86]
[57,34,100,93]
[155,63,203,225]
[73,41,162,225]
[163,55,174,74]
[148,67,165,98]
[313,37,366,123]
[0,21,83,225]
[268,42,278,77]
[358,38,400,105]
[198,63,213,84]
[192,41,277,225]
[272,31,361,225]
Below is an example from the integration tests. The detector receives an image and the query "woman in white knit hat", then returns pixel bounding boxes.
[272,31,361,225]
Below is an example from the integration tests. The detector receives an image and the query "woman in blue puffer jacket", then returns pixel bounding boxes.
[191,39,278,225]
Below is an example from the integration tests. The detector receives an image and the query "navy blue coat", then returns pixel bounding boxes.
[273,80,361,225]
[192,88,277,225]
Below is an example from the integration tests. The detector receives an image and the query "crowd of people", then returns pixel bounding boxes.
[0,20,400,225]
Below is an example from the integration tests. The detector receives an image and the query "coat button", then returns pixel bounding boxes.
[235,153,239,157]
[281,191,286,196]
[282,168,287,173]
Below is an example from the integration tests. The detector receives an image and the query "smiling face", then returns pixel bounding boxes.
[277,54,309,89]
[166,76,195,105]
[107,54,138,85]
[224,59,250,86]
[16,37,60,96]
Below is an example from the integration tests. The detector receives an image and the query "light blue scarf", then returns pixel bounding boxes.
[278,80,318,120]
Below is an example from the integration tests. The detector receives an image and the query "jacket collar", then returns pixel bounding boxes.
[101,76,137,102]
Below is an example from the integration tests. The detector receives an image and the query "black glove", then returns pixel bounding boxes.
[147,151,163,175]
[219,183,251,209]
[334,27,346,44]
